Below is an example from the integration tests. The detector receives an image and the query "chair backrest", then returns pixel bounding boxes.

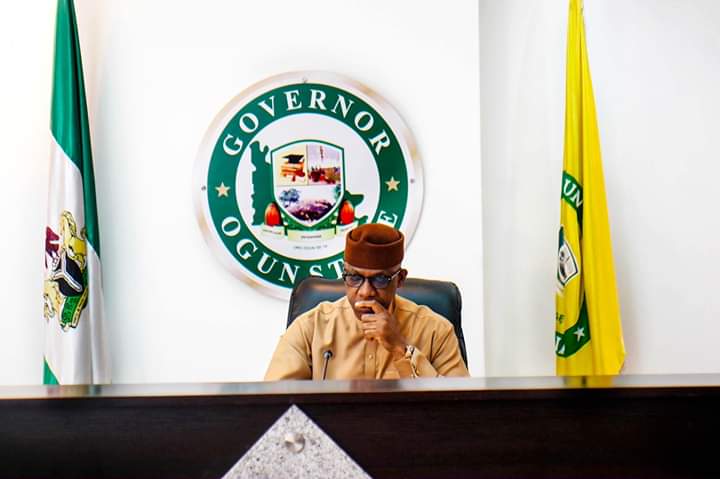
[286,276,468,366]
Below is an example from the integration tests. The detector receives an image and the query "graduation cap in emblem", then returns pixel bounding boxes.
[283,154,305,164]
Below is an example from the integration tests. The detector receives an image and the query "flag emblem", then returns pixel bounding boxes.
[44,211,88,330]
[194,72,423,298]
[556,226,578,288]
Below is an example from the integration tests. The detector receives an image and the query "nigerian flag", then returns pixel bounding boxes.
[555,0,625,376]
[43,0,110,384]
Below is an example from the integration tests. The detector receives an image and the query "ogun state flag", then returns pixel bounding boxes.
[555,0,625,376]
[42,0,110,384]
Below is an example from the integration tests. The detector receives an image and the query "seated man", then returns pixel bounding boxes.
[264,223,469,380]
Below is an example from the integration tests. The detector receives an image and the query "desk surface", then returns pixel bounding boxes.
[3,373,720,400]
[2,376,720,478]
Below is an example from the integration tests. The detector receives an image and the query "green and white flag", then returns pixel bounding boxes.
[43,0,110,384]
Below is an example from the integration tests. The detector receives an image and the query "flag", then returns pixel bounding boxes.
[555,0,625,376]
[42,0,110,384]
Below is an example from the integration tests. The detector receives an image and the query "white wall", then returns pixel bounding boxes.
[0,0,483,384]
[481,0,720,376]
[0,0,56,386]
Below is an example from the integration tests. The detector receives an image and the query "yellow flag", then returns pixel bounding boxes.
[555,0,625,375]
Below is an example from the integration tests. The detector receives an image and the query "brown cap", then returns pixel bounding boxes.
[344,223,404,269]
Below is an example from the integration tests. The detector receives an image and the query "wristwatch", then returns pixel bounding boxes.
[403,344,418,378]
[404,344,416,360]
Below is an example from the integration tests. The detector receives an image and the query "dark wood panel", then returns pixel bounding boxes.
[0,386,718,478]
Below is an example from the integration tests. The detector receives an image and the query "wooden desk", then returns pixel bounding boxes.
[1,376,719,478]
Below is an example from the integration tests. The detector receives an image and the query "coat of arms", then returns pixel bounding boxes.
[43,211,88,330]
[256,140,359,240]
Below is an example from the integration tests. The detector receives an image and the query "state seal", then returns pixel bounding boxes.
[194,72,423,298]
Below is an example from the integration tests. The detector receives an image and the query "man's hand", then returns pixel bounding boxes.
[355,300,407,360]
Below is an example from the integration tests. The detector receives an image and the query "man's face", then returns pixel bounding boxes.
[343,262,407,320]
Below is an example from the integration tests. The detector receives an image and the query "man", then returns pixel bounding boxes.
[264,223,469,380]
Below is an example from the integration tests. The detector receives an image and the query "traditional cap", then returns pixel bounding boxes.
[344,223,404,269]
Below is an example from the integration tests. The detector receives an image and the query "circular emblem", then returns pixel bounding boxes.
[194,71,423,298]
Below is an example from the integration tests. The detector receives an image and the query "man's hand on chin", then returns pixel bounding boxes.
[356,299,407,360]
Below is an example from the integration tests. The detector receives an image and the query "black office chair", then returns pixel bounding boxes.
[286,276,468,366]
